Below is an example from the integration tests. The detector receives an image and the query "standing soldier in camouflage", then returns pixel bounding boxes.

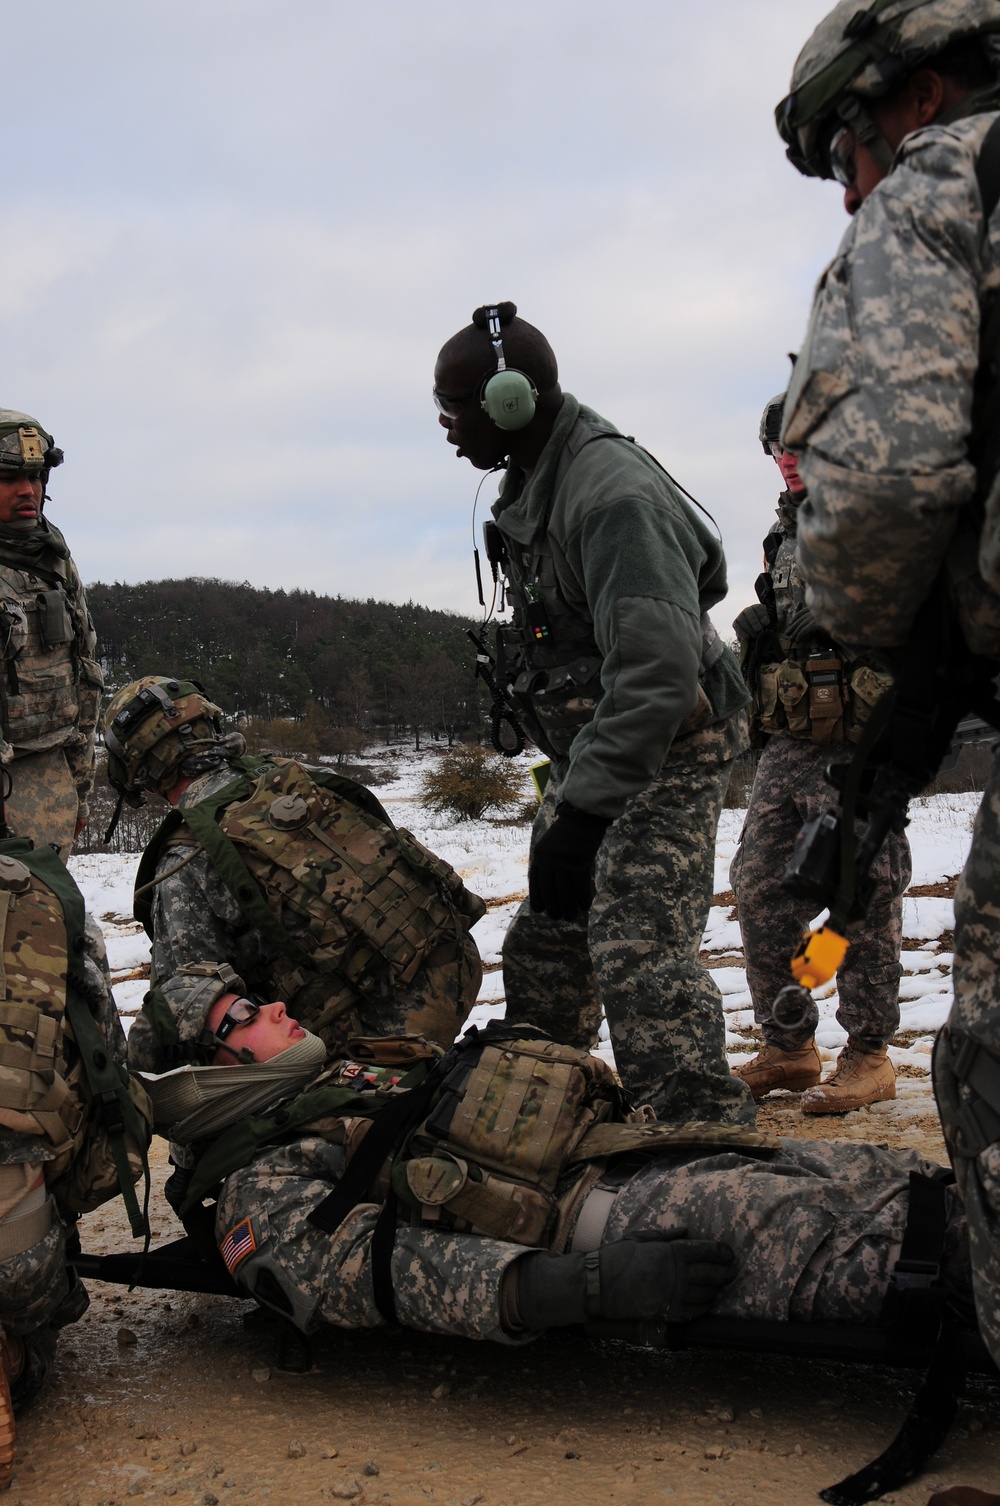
[434,303,753,1124]
[731,395,911,1112]
[0,844,150,1489]
[0,412,103,855]
[777,0,1000,1378]
[105,676,485,1073]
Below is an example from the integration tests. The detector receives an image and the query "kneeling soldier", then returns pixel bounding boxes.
[0,845,150,1488]
[106,676,486,1075]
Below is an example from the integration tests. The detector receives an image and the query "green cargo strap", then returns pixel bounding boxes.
[178,1071,424,1217]
[5,840,151,1240]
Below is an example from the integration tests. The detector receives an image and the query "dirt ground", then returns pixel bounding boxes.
[10,1115,999,1506]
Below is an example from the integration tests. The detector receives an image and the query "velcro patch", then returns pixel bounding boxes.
[219,1216,257,1274]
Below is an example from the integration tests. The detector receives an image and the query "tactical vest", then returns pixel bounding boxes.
[0,839,150,1233]
[744,500,893,747]
[0,527,103,750]
[136,758,486,1037]
[492,438,724,761]
[181,1026,781,1250]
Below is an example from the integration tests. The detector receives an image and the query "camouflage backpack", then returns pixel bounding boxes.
[0,840,151,1234]
[136,757,486,1037]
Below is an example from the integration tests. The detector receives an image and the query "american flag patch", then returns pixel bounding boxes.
[219,1217,257,1274]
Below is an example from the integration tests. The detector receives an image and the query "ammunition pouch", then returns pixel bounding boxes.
[754,655,893,747]
[392,1037,624,1246]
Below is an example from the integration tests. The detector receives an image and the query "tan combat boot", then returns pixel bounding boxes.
[733,1039,822,1100]
[0,1326,22,1491]
[800,1045,896,1115]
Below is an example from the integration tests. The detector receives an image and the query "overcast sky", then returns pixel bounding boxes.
[6,0,848,625]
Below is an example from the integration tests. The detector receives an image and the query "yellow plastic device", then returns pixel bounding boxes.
[529,761,551,802]
[790,925,850,991]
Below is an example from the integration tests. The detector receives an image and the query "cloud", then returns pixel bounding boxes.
[5,0,845,622]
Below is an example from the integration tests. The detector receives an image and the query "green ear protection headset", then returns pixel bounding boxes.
[480,307,538,431]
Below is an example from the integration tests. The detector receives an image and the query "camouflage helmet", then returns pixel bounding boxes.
[0,410,63,475]
[103,676,226,803]
[777,0,1000,180]
[759,393,787,454]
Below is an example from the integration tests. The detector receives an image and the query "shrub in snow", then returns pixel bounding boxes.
[420,745,528,822]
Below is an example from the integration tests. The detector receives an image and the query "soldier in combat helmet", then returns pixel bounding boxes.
[105,675,486,1076]
[730,393,911,1113]
[0,411,103,855]
[776,0,1000,1414]
[434,303,753,1125]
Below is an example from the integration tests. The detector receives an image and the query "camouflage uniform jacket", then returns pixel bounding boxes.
[491,394,748,820]
[786,110,1000,654]
[762,491,822,640]
[0,519,103,820]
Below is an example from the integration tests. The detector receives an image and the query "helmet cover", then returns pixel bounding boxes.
[777,0,1000,178]
[0,409,64,473]
[759,393,787,453]
[103,676,224,799]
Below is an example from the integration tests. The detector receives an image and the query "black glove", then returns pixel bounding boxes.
[783,601,819,646]
[528,803,611,922]
[513,1234,735,1331]
[732,602,772,641]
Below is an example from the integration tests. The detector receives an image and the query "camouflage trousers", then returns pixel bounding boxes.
[934,748,1000,1370]
[0,1212,68,1337]
[503,718,754,1124]
[0,1207,73,1412]
[730,736,911,1052]
[216,1136,527,1343]
[5,747,79,859]
[603,1137,967,1324]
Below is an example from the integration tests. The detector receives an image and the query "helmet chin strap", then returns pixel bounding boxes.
[836,95,897,176]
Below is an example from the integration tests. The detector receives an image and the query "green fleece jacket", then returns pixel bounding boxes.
[493,395,747,819]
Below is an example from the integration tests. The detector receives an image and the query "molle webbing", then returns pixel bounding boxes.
[0,839,150,1238]
[142,760,471,1015]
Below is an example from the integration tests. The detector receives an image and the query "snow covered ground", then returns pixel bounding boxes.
[69,747,979,1123]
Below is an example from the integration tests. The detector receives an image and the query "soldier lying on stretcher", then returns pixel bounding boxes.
[140,992,975,1349]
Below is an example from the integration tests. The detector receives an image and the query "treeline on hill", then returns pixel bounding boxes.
[87,577,494,754]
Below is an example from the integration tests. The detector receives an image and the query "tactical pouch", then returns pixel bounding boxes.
[805,656,844,745]
[776,660,810,736]
[392,1038,622,1247]
[35,590,73,651]
[847,663,894,745]
[757,662,784,734]
[51,1073,152,1216]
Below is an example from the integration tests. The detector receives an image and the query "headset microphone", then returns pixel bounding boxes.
[480,306,537,431]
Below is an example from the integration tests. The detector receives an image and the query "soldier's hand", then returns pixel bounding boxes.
[784,601,819,645]
[528,803,611,921]
[512,1236,736,1332]
[596,1236,736,1324]
[732,603,772,641]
